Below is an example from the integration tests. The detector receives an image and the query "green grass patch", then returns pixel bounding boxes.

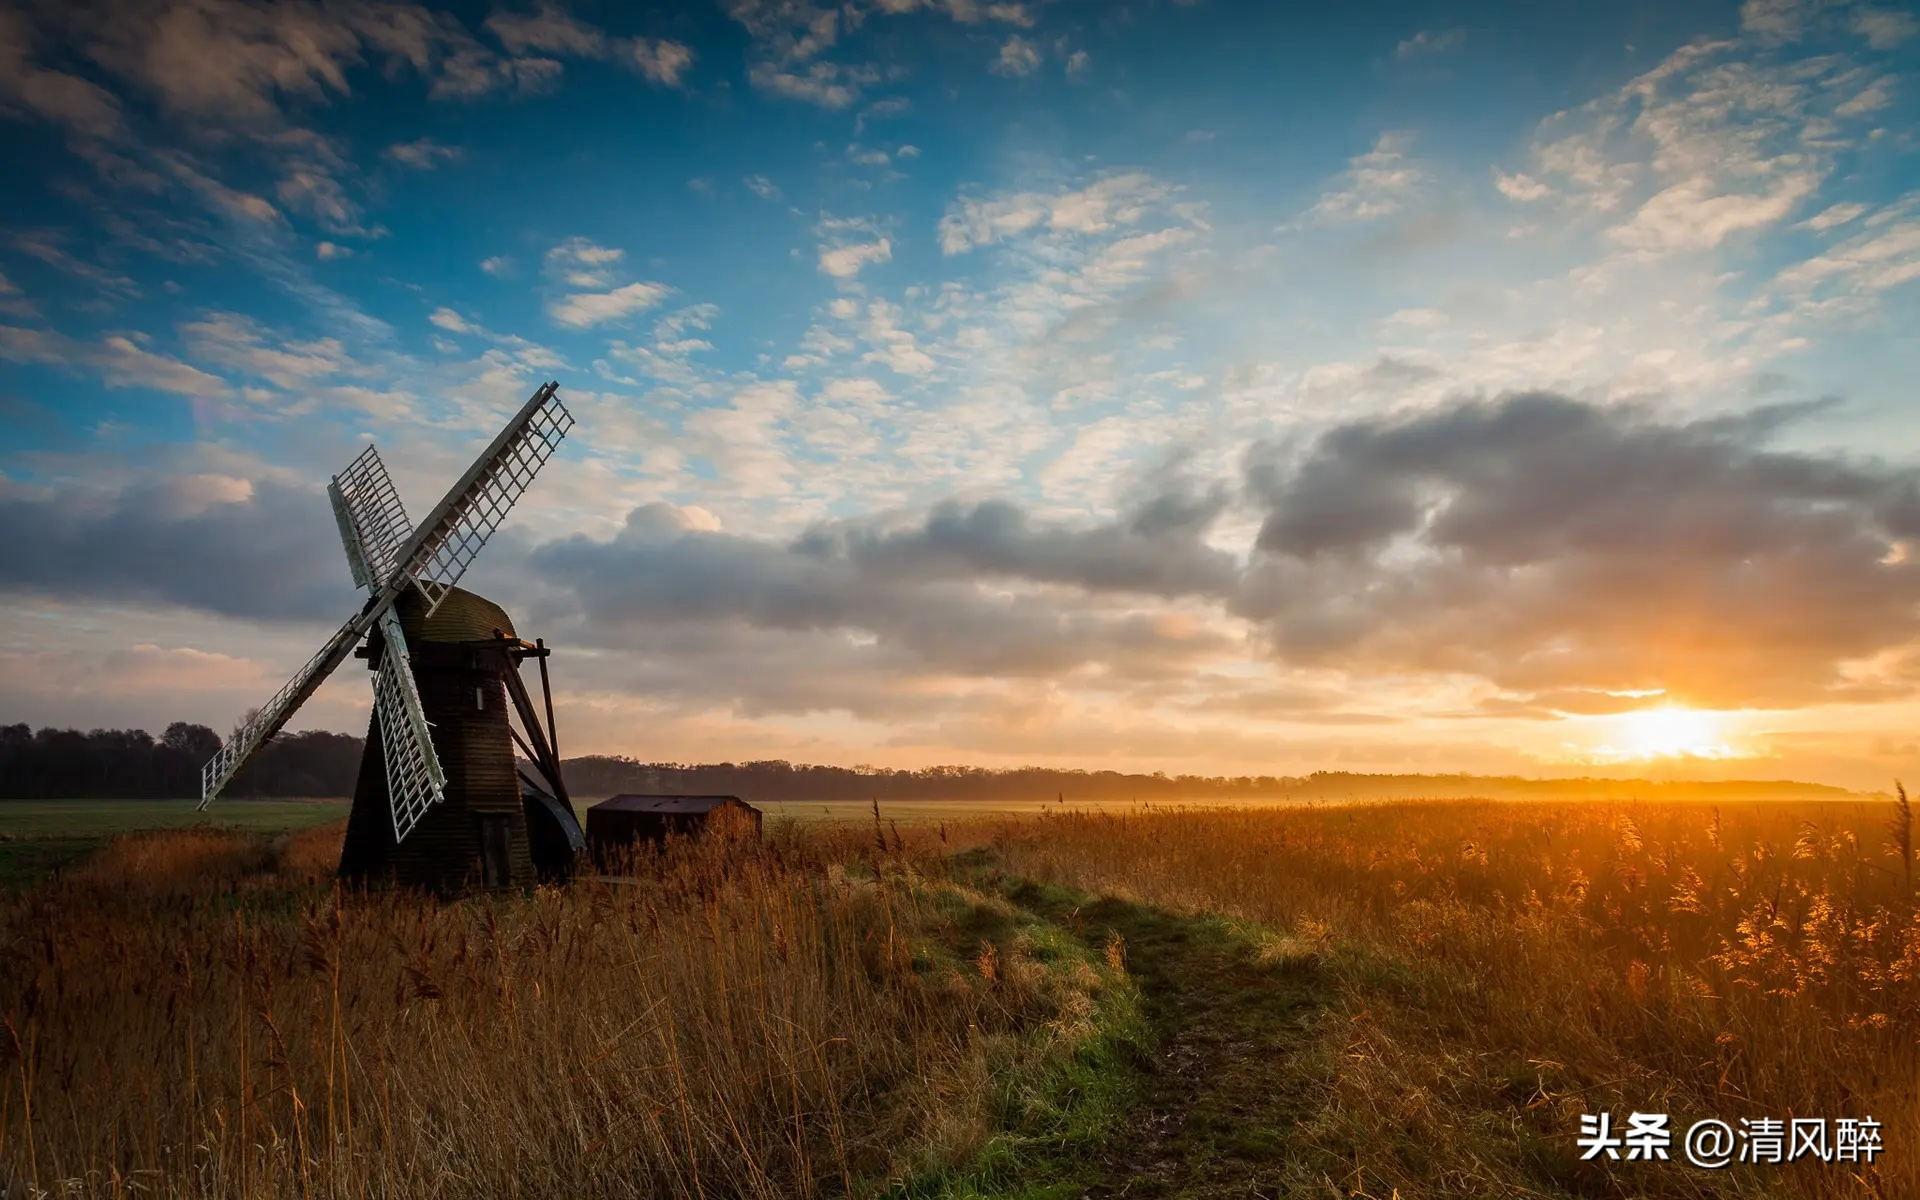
[0,798,349,838]
[0,799,348,888]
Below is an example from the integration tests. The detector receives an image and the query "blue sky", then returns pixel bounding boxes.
[3,0,1919,786]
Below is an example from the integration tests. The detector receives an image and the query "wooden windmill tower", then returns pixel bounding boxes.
[200,383,583,892]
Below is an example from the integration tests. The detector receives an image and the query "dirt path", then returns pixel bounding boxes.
[999,878,1333,1199]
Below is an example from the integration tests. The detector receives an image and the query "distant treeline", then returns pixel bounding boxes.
[0,723,361,799]
[560,756,1858,806]
[0,722,1860,803]
[561,756,1859,804]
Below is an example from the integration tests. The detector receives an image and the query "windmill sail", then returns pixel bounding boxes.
[372,606,447,840]
[400,381,574,615]
[330,448,451,830]
[329,445,413,592]
[198,381,573,835]
[199,604,380,805]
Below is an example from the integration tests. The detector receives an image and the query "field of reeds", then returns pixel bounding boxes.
[981,795,1920,1198]
[0,819,1134,1199]
[2,795,1913,1199]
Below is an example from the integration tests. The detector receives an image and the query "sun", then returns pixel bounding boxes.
[1611,705,1738,760]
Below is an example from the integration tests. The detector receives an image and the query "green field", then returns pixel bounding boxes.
[0,798,350,838]
[0,795,1147,886]
[0,798,350,886]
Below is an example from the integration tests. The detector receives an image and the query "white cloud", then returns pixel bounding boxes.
[0,8,123,139]
[1395,29,1465,60]
[0,323,230,399]
[1802,202,1868,232]
[429,306,473,333]
[1852,7,1919,47]
[991,36,1040,76]
[314,240,350,260]
[1506,29,1897,269]
[749,61,865,108]
[1739,0,1810,41]
[479,255,512,276]
[544,237,626,287]
[542,237,668,328]
[485,7,693,85]
[64,0,559,125]
[1385,307,1448,328]
[385,138,463,169]
[858,299,935,376]
[628,39,694,86]
[1834,77,1895,118]
[274,165,370,234]
[550,281,671,328]
[819,237,893,278]
[1494,170,1551,202]
[744,174,782,200]
[1305,132,1423,223]
[940,172,1172,253]
[180,311,345,388]
[1610,171,1818,252]
[1775,218,1920,294]
[684,380,800,496]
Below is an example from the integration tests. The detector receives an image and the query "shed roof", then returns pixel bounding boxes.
[592,793,756,814]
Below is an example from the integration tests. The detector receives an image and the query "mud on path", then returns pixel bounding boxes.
[996,877,1333,1199]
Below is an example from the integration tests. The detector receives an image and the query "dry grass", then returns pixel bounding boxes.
[0,821,1118,1199]
[980,798,1919,1198]
[10,798,1913,1198]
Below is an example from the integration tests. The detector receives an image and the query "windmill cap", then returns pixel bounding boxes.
[394,585,517,643]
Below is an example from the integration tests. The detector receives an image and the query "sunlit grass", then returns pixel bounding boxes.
[980,797,1919,1198]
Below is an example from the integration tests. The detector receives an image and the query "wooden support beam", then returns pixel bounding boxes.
[495,634,572,810]
[537,637,557,763]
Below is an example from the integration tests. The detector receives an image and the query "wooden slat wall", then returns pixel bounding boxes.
[337,587,537,893]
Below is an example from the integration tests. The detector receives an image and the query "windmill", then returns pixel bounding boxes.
[200,382,584,892]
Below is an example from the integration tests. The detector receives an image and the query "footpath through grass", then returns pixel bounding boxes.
[912,851,1336,1200]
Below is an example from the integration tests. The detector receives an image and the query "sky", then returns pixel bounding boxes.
[1,0,1918,789]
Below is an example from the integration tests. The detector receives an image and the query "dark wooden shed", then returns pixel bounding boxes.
[587,794,762,859]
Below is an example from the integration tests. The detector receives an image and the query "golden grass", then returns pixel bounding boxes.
[9,798,1913,1198]
[980,798,1919,1198]
[0,822,1113,1199]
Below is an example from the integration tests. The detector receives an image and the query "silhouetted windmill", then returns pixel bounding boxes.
[201,382,582,891]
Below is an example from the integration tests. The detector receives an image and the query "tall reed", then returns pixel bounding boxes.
[983,798,1919,1199]
[0,821,1103,1199]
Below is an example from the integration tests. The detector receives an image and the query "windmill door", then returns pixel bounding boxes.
[477,814,513,888]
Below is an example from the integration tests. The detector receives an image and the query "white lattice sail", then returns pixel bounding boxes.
[329,445,413,592]
[199,611,375,806]
[372,607,446,840]
[403,382,574,616]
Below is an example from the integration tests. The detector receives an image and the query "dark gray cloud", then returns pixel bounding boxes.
[0,474,354,620]
[528,493,1233,686]
[1238,393,1920,706]
[796,483,1236,598]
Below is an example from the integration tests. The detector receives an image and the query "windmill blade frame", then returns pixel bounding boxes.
[398,381,573,616]
[198,601,381,806]
[372,606,447,840]
[328,445,413,593]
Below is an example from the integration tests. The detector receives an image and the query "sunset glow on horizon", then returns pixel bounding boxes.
[1585,706,1746,765]
[1,0,1918,790]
